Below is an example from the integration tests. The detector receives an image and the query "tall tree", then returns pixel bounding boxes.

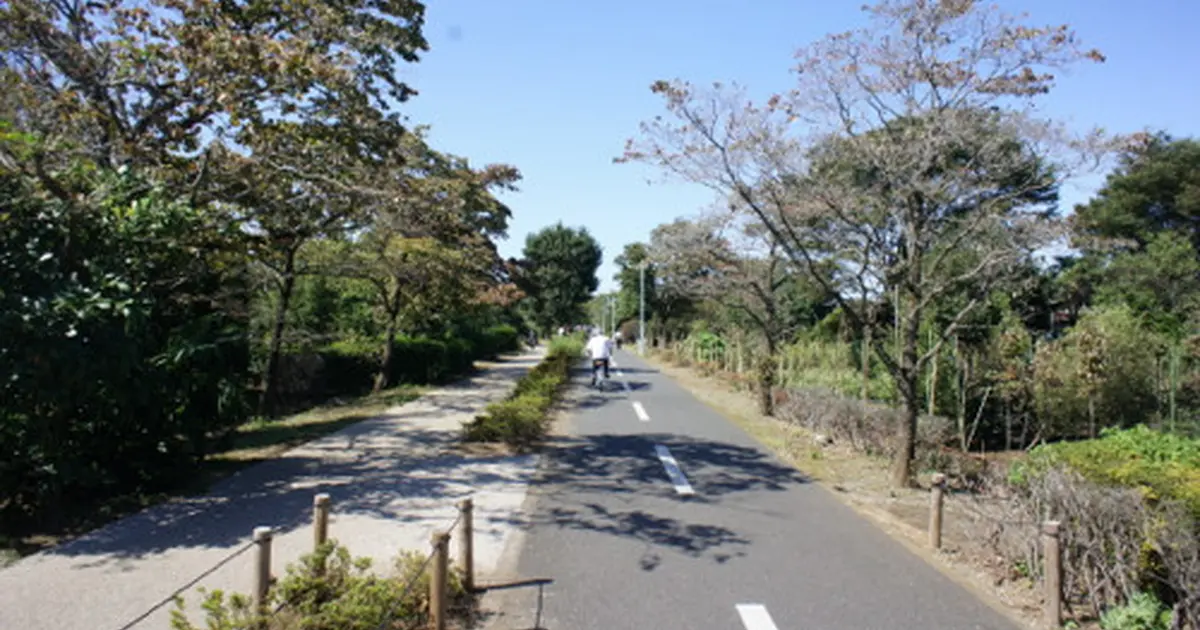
[648,213,799,415]
[1069,134,1200,338]
[515,223,603,332]
[620,0,1109,486]
[0,0,429,193]
[613,242,656,326]
[1071,133,1200,254]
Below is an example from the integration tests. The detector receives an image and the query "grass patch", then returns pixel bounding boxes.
[462,337,583,448]
[1,385,423,564]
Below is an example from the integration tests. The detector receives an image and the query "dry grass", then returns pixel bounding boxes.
[643,352,1046,630]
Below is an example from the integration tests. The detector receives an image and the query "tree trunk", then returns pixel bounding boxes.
[861,318,873,401]
[258,247,298,418]
[1005,403,1012,452]
[891,296,921,488]
[1087,394,1096,438]
[927,341,939,416]
[374,313,399,393]
[758,342,777,417]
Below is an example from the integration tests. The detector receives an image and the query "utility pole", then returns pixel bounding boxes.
[638,261,647,355]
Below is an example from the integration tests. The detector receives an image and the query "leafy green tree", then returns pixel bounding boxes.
[0,0,429,193]
[613,243,656,326]
[1069,134,1200,339]
[0,166,249,529]
[515,224,602,333]
[1072,133,1200,254]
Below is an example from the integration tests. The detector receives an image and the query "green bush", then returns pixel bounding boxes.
[464,336,583,446]
[478,324,520,358]
[1011,425,1200,516]
[312,328,517,400]
[170,542,468,630]
[1100,592,1173,630]
[318,339,379,397]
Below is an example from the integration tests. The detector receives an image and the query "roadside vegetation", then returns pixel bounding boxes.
[170,542,471,630]
[610,1,1200,626]
[0,0,604,563]
[464,334,586,448]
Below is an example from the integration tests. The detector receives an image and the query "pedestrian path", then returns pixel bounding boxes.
[0,348,546,630]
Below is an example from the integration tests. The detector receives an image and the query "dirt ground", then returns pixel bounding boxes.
[644,353,1056,630]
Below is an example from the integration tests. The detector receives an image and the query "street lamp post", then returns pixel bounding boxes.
[638,261,647,356]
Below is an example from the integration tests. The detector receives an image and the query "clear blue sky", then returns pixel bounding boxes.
[399,0,1200,294]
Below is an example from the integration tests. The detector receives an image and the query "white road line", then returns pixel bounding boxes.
[736,604,780,630]
[632,401,650,421]
[653,444,695,496]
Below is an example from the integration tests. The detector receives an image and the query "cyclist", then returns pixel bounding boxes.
[585,329,614,388]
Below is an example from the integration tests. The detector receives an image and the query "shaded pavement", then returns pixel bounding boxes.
[0,349,545,630]
[481,350,1023,630]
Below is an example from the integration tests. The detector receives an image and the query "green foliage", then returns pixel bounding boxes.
[0,168,250,530]
[1073,133,1200,255]
[464,337,583,446]
[1033,305,1162,439]
[1099,591,1173,630]
[1012,426,1200,516]
[314,326,519,400]
[170,542,468,630]
[613,242,655,324]
[514,223,603,332]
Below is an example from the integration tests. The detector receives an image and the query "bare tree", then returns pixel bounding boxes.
[620,0,1113,486]
[648,211,797,416]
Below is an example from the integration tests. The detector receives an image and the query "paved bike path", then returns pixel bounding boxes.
[488,349,1021,630]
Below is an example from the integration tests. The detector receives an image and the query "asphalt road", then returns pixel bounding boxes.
[500,349,1022,630]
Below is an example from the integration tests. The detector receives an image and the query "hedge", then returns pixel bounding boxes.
[308,324,523,399]
[463,336,584,447]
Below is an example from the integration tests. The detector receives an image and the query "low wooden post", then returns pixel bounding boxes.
[929,473,946,550]
[1042,521,1063,630]
[252,526,274,617]
[313,493,331,550]
[458,498,475,593]
[430,531,450,630]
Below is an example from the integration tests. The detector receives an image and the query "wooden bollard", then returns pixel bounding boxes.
[459,498,475,593]
[1042,521,1063,629]
[252,526,274,616]
[929,473,946,550]
[313,493,331,550]
[430,532,450,630]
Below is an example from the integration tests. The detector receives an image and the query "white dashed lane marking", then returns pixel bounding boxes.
[736,604,780,630]
[653,444,695,496]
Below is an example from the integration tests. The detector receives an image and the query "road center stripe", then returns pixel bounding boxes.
[653,444,695,496]
[632,401,649,421]
[736,604,779,630]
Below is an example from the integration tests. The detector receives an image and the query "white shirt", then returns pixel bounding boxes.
[586,336,613,360]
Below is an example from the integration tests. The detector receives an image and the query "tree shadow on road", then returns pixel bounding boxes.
[523,432,808,567]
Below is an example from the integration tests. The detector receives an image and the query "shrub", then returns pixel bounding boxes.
[1012,425,1200,517]
[1100,592,1173,630]
[463,336,583,447]
[169,542,469,630]
[478,324,520,358]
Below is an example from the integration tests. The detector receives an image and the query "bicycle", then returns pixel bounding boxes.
[590,358,611,390]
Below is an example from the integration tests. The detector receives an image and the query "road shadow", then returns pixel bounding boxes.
[524,432,808,566]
